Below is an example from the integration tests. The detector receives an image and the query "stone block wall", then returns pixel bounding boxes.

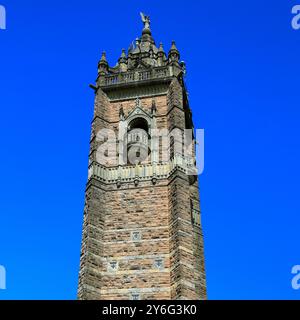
[78,78,206,300]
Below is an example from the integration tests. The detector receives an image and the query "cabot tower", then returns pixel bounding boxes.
[78,13,206,300]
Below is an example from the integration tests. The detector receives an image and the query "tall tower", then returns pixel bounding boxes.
[78,13,206,300]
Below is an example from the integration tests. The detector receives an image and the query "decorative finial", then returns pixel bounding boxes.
[140,12,150,29]
[158,42,165,53]
[118,49,127,71]
[100,51,107,62]
[170,41,178,52]
[168,41,180,62]
[98,51,108,73]
[118,49,126,62]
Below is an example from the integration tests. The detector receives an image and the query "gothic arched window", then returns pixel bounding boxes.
[127,117,150,165]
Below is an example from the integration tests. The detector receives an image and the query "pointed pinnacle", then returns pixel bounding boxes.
[158,42,165,53]
[170,40,178,52]
[100,51,107,62]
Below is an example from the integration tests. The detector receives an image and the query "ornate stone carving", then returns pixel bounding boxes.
[88,154,193,184]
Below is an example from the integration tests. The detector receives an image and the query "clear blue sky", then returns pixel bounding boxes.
[0,0,300,300]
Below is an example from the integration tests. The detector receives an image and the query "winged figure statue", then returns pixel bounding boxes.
[140,12,150,29]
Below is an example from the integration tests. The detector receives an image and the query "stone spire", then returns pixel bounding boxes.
[168,41,180,63]
[100,51,107,63]
[170,40,179,52]
[158,42,165,54]
[157,42,166,66]
[98,51,109,74]
[96,14,185,80]
[118,49,127,72]
[119,48,126,60]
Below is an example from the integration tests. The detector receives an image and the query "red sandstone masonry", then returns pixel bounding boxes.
[78,35,206,300]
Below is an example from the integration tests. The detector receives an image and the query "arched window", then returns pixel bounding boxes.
[128,117,149,132]
[127,117,150,165]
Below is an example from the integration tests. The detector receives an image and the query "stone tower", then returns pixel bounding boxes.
[78,13,206,300]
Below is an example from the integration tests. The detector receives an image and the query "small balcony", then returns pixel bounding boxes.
[98,66,172,88]
[88,154,194,184]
